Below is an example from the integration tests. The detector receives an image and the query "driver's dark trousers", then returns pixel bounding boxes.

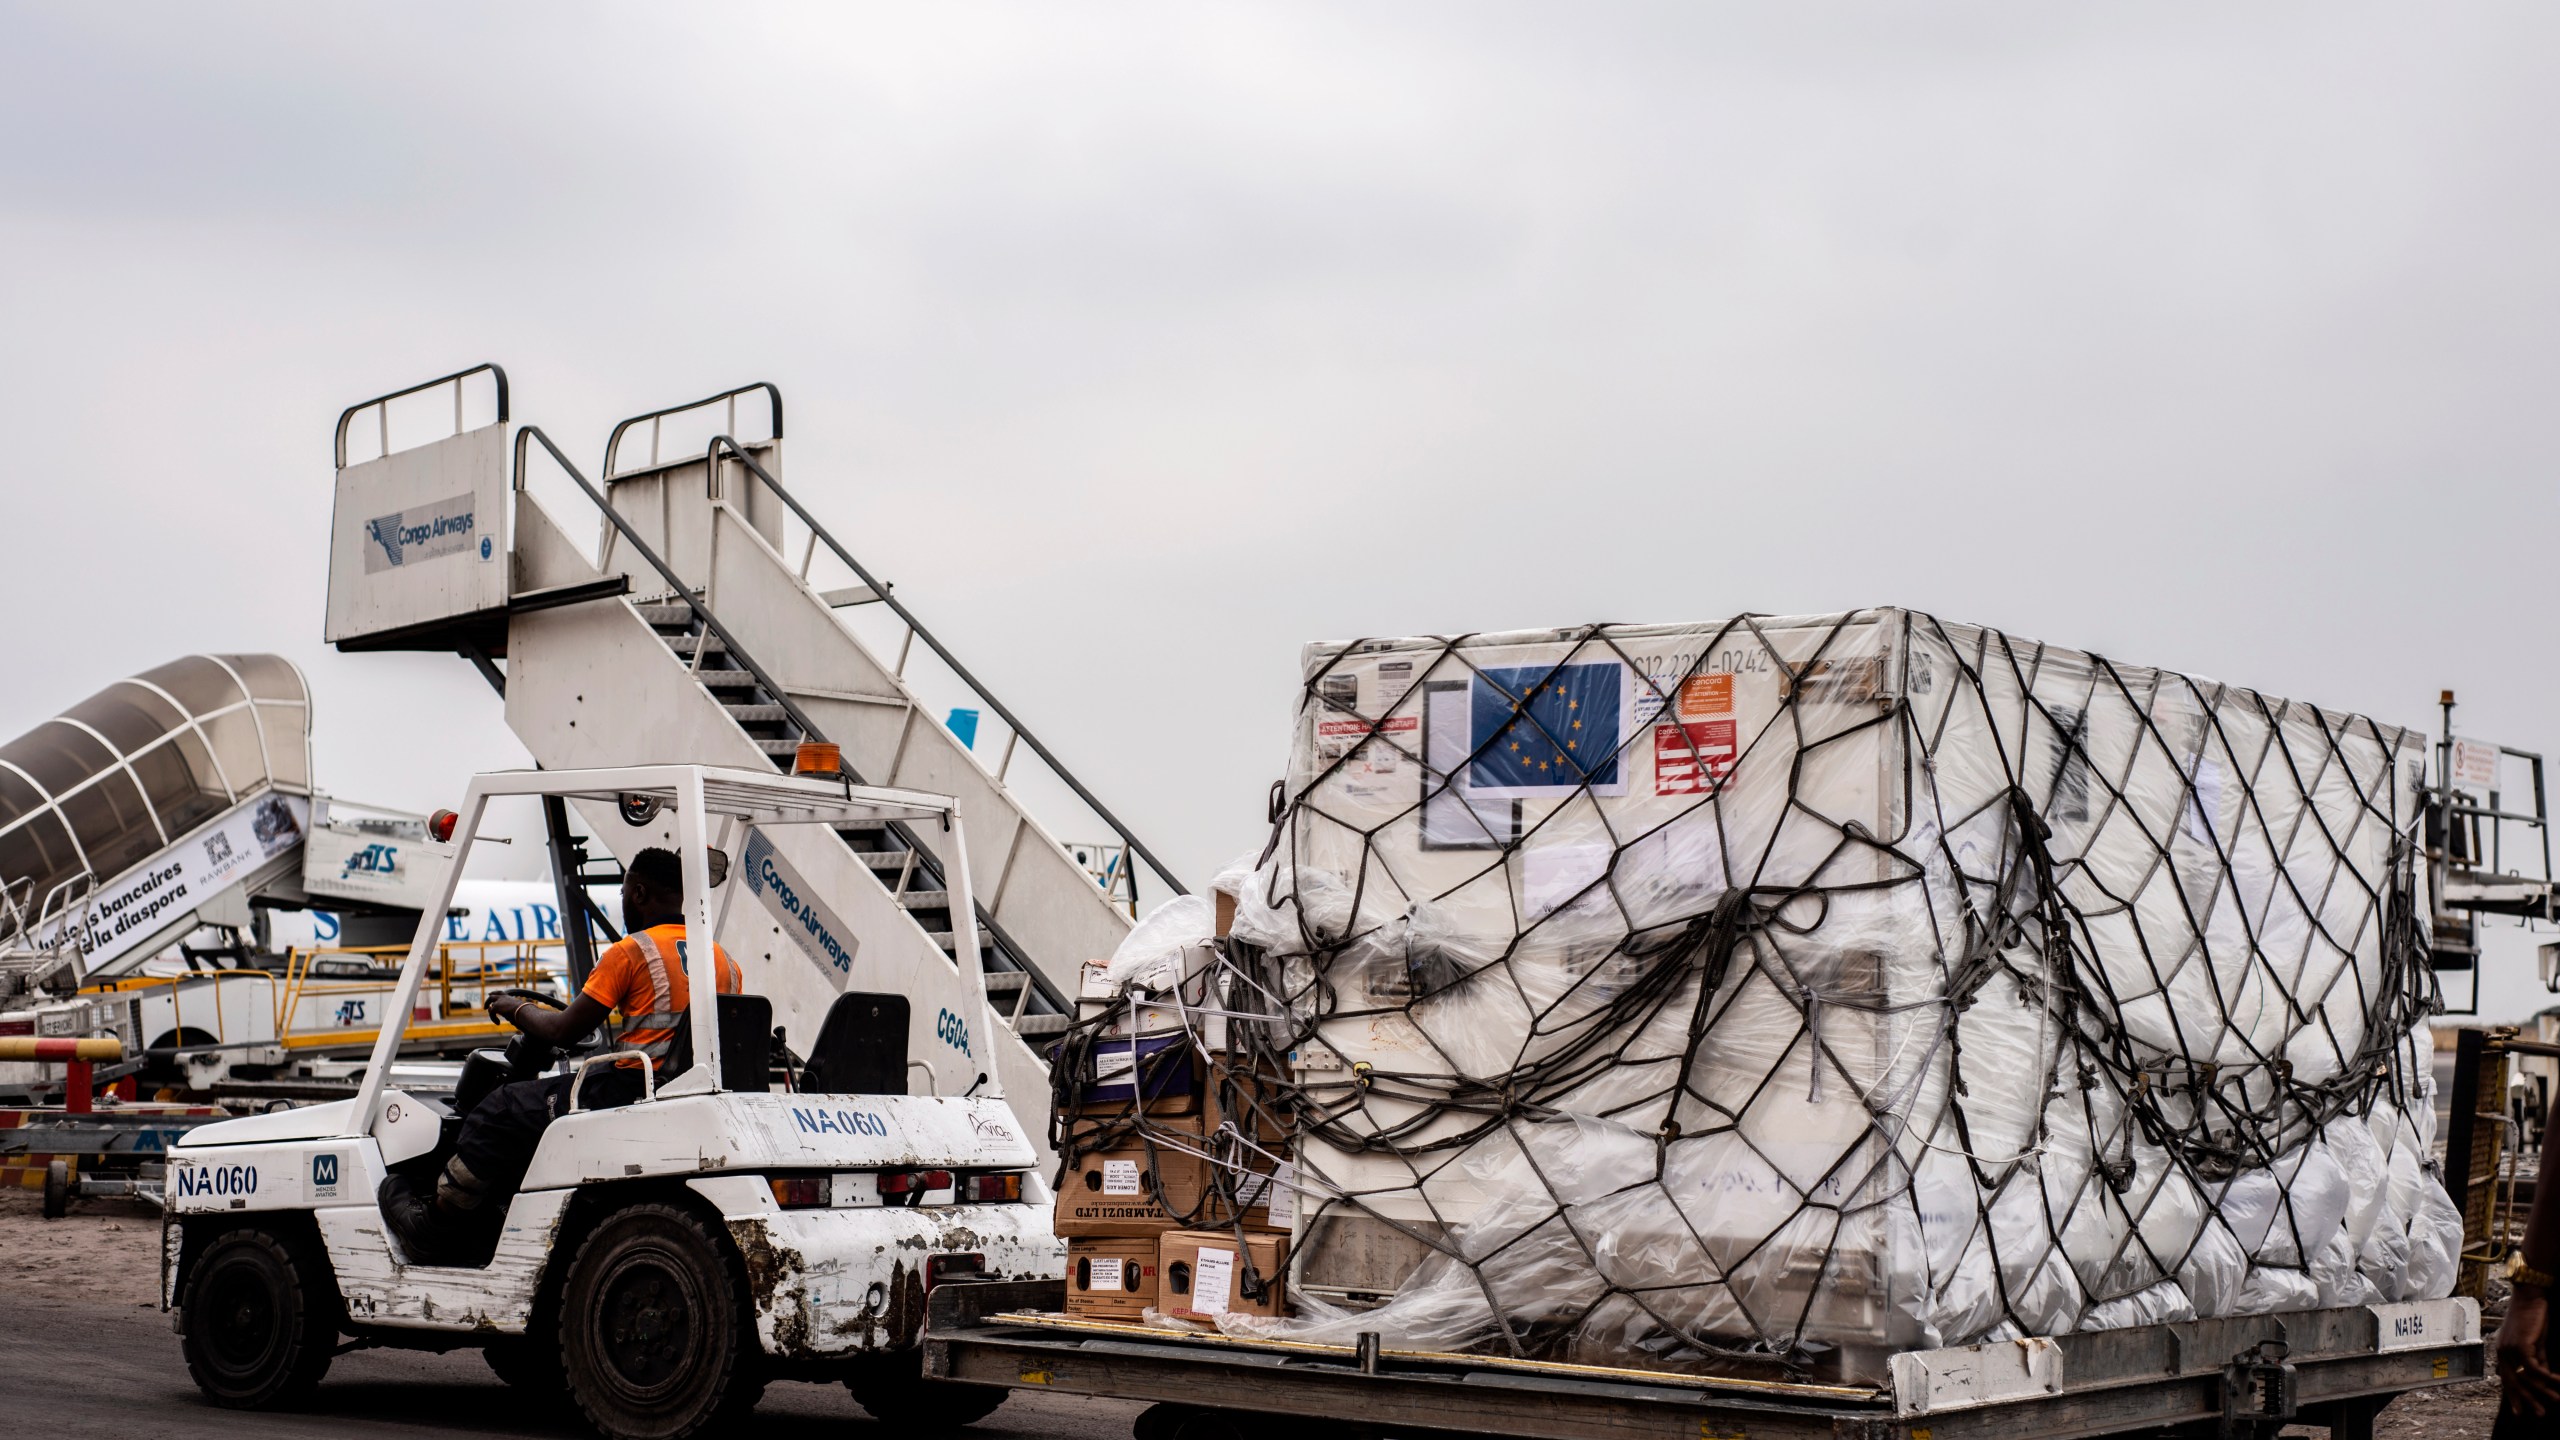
[440,1064,648,1217]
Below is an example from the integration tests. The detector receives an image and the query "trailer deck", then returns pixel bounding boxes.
[924,1283,2482,1439]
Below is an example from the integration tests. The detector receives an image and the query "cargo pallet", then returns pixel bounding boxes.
[925,1282,2481,1440]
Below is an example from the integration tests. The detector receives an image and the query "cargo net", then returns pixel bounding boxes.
[1082,611,2463,1383]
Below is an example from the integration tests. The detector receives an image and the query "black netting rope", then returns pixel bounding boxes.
[1064,612,2446,1378]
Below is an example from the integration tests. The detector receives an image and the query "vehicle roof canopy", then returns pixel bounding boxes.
[463,764,958,827]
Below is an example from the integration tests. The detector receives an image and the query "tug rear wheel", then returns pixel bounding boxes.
[179,1227,337,1408]
[558,1204,746,1440]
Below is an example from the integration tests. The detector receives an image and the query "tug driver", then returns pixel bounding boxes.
[380,846,739,1262]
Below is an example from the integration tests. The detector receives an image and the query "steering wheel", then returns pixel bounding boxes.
[488,988,585,1082]
[489,987,565,1018]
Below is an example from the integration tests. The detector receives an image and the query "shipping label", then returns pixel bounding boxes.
[1101,1159,1142,1196]
[1676,674,1733,719]
[1316,714,1418,761]
[1654,719,1738,796]
[1191,1246,1236,1314]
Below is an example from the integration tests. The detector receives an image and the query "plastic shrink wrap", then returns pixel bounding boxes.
[1208,609,2458,1384]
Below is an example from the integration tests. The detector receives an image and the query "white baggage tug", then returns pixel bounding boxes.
[161,764,1062,1438]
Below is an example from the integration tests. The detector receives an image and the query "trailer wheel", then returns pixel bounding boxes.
[846,1355,1008,1428]
[42,1159,69,1219]
[558,1204,745,1440]
[179,1228,337,1408]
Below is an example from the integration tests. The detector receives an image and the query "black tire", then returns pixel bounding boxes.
[42,1159,69,1219]
[144,1027,218,1089]
[558,1204,746,1440]
[484,1334,565,1394]
[846,1358,1009,1429]
[179,1227,337,1408]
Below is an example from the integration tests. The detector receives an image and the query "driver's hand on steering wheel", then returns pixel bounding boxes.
[489,994,531,1026]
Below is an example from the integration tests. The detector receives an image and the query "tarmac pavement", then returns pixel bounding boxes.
[0,1188,1142,1439]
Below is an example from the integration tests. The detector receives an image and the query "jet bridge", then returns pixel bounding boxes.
[0,654,317,987]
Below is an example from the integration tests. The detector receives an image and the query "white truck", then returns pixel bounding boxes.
[161,764,1065,1439]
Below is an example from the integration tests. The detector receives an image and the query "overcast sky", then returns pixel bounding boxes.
[5,4,2557,1015]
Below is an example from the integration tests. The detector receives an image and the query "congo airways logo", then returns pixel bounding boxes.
[361,493,478,574]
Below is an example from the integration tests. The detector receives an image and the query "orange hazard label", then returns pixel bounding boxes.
[1676,675,1733,719]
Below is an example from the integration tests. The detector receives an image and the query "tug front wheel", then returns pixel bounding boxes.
[179,1227,338,1408]
[558,1204,748,1440]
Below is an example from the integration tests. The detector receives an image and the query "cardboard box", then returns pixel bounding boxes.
[1207,1153,1296,1234]
[1159,1229,1289,1321]
[1065,1236,1159,1318]
[1055,1119,1211,1235]
[1062,1033,1203,1117]
[1204,1056,1293,1146]
[1213,887,1236,938]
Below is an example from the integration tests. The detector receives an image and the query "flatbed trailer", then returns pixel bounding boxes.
[924,1283,2483,1440]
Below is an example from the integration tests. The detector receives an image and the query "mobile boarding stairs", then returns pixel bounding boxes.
[322,365,1183,1155]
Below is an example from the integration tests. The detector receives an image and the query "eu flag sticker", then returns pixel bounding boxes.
[1466,661,1629,798]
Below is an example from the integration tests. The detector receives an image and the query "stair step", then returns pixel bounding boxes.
[927,930,993,952]
[1010,1013,1071,1039]
[753,738,804,757]
[722,704,790,724]
[635,603,697,626]
[819,583,889,608]
[697,670,759,689]
[669,634,729,657]
[983,971,1029,994]
[856,851,915,871]
[897,890,950,909]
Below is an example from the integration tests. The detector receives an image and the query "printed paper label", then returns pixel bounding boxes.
[1524,842,1612,919]
[1654,719,1738,796]
[1192,1246,1236,1314]
[1676,674,1734,719]
[1087,1256,1124,1290]
[1101,1159,1143,1196]
[1317,713,1418,760]
[1376,659,1415,708]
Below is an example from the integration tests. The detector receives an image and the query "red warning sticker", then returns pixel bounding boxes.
[1654,719,1737,796]
[1317,714,1418,760]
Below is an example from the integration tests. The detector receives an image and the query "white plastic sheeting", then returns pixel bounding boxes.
[1215,611,2458,1383]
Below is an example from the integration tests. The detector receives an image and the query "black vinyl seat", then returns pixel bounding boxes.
[716,993,773,1093]
[800,992,910,1095]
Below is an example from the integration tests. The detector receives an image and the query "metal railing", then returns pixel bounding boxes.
[515,424,1065,1006]
[274,940,563,1042]
[603,383,782,479]
[704,432,1187,901]
[334,362,509,469]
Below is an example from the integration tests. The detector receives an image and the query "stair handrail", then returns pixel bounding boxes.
[705,433,1189,899]
[514,427,826,746]
[335,363,510,469]
[515,424,1066,1009]
[603,383,784,480]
